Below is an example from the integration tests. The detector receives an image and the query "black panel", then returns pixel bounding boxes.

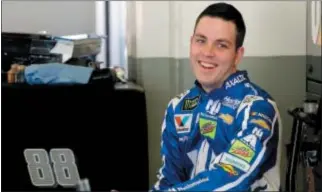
[1,83,149,191]
[306,56,322,101]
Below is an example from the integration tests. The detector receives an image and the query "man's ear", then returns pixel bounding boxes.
[234,46,245,68]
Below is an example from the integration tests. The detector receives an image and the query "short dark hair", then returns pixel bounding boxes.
[194,2,246,49]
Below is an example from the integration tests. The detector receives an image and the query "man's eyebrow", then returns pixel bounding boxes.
[194,33,206,38]
[194,35,232,44]
[216,39,232,45]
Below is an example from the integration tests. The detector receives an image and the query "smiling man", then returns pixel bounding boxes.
[152,3,282,191]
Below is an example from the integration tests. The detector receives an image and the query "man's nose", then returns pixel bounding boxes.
[202,44,216,57]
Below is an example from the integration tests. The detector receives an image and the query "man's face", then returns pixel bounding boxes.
[190,16,244,92]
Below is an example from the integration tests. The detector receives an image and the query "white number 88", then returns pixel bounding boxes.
[24,148,80,187]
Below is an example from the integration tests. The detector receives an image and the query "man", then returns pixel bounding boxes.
[152,2,282,191]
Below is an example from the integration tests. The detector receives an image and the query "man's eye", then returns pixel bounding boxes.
[218,44,228,48]
[196,39,205,43]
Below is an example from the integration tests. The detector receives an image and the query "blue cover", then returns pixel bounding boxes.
[24,63,94,85]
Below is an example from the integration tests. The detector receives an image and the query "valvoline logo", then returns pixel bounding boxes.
[174,114,192,134]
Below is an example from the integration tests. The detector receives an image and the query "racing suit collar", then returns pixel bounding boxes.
[194,70,249,96]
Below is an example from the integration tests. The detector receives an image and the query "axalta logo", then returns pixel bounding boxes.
[176,177,209,191]
[225,74,246,89]
[174,114,192,134]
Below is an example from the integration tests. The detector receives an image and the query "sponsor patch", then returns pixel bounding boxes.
[242,95,263,105]
[222,96,241,109]
[225,74,247,89]
[241,134,258,150]
[206,99,221,115]
[252,127,264,139]
[218,163,239,176]
[199,112,217,120]
[220,153,250,172]
[228,140,255,162]
[182,96,200,111]
[199,118,217,139]
[176,177,209,191]
[251,112,273,124]
[250,119,270,130]
[179,136,189,142]
[219,113,234,125]
[174,114,192,134]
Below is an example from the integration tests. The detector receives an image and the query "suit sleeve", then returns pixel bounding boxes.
[166,97,281,191]
[151,99,187,191]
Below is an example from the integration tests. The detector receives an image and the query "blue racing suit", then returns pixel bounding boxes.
[152,70,282,191]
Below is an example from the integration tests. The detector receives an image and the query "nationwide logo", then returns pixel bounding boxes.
[174,114,192,134]
[182,96,200,111]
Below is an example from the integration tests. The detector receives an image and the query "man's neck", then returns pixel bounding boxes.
[202,69,237,93]
[202,84,220,93]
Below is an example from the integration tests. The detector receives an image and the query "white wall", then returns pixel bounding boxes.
[2,1,96,36]
[129,1,172,58]
[129,1,307,58]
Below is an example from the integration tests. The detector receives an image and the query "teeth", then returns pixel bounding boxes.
[200,62,215,68]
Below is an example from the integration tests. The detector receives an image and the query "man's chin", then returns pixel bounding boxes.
[197,77,215,85]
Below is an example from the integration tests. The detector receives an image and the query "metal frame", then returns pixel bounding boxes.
[95,1,108,68]
[95,1,128,79]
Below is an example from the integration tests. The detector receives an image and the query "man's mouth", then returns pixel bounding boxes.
[198,61,218,69]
